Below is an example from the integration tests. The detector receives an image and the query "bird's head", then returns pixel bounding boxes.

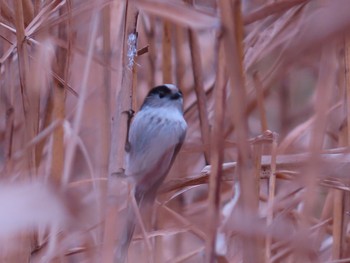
[141,84,184,111]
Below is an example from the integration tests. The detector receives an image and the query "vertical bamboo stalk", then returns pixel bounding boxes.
[253,68,277,262]
[158,18,172,263]
[91,1,113,246]
[162,20,172,83]
[252,144,262,209]
[302,44,336,260]
[279,83,289,136]
[102,1,139,261]
[50,4,70,183]
[14,0,36,171]
[22,0,34,26]
[304,47,335,204]
[50,84,65,183]
[217,0,259,262]
[185,0,211,164]
[345,38,350,161]
[339,36,350,258]
[4,1,36,261]
[106,2,138,182]
[173,24,187,258]
[174,25,186,89]
[332,188,343,259]
[253,72,268,132]
[146,16,156,88]
[188,29,211,163]
[333,123,347,259]
[265,135,278,262]
[4,106,14,170]
[207,37,227,263]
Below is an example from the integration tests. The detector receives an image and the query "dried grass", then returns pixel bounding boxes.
[1,0,350,262]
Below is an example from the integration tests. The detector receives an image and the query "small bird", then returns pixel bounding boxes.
[116,84,187,262]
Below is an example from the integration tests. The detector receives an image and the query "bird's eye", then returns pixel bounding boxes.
[158,92,165,98]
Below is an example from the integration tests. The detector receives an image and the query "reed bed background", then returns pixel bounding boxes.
[1,0,350,262]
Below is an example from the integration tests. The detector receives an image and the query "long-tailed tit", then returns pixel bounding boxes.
[116,84,187,262]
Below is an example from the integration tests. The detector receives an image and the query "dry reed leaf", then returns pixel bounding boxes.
[166,246,204,263]
[0,1,14,24]
[243,0,309,25]
[245,2,304,75]
[135,0,219,29]
[247,0,350,89]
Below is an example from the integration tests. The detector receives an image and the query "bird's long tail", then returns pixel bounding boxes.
[114,188,156,263]
[114,203,137,263]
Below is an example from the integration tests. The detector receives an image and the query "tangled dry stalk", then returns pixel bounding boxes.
[1,0,350,262]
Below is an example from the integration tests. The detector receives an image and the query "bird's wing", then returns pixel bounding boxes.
[125,110,186,186]
[118,110,186,263]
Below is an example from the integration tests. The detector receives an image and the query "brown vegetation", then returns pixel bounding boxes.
[1,0,350,262]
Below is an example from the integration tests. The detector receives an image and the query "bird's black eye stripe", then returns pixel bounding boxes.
[148,85,172,98]
[146,84,184,101]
